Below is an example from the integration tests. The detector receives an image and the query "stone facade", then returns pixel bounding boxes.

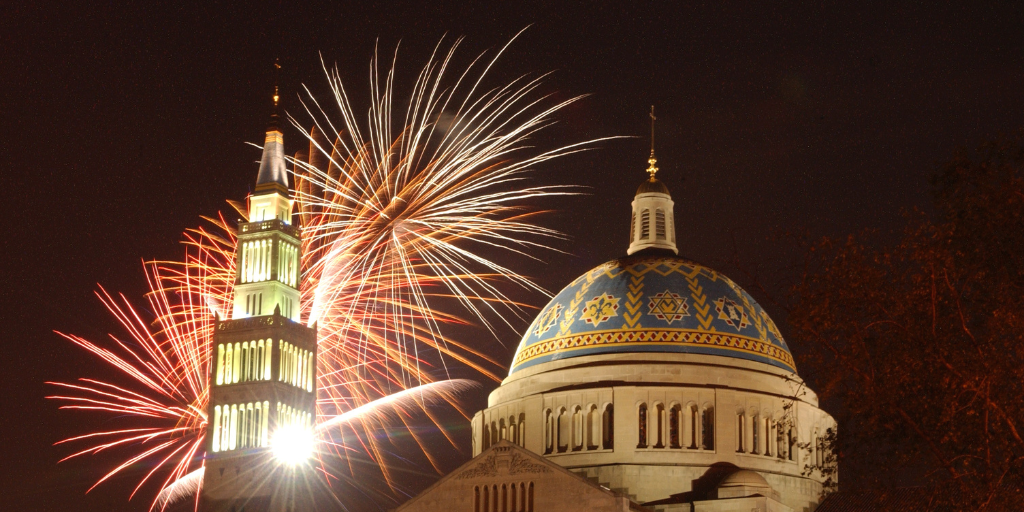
[472,352,834,511]
[395,442,640,512]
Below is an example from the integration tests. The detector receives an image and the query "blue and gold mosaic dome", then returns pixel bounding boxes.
[510,254,796,375]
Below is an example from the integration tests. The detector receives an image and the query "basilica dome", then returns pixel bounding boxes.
[471,131,834,512]
[509,252,796,376]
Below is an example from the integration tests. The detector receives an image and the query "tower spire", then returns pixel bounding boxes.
[255,60,289,189]
[647,105,659,181]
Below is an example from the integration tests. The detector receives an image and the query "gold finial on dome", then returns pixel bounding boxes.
[647,105,659,181]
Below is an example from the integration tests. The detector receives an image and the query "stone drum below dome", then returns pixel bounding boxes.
[509,253,795,375]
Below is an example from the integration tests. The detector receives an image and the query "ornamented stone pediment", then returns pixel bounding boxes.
[455,454,498,479]
[508,451,551,475]
[454,446,551,480]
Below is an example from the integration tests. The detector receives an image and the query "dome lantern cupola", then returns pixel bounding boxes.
[627,106,677,255]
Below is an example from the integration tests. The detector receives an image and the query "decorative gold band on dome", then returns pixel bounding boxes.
[511,327,796,373]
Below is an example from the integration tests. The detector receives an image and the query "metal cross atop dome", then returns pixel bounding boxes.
[647,105,659,181]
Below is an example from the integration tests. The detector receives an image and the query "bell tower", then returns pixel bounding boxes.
[201,88,321,512]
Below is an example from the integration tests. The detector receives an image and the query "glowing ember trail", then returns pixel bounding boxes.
[50,32,614,509]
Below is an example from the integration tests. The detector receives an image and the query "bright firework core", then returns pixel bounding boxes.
[272,425,314,465]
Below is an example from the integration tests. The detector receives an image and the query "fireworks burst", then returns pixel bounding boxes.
[50,32,609,509]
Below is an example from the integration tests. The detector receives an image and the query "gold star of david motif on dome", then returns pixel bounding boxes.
[533,303,562,336]
[580,293,620,326]
[714,296,750,329]
[646,289,690,324]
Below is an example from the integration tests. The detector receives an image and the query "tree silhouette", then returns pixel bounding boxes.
[791,136,1024,510]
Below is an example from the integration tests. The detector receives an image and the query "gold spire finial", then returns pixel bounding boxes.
[646,105,659,181]
[273,59,281,106]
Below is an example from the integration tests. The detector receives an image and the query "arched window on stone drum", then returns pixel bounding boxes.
[492,422,499,446]
[684,404,698,449]
[765,417,773,457]
[819,433,827,467]
[544,409,553,454]
[500,418,507,441]
[811,431,819,467]
[669,404,681,448]
[637,403,648,448]
[655,208,666,240]
[776,422,785,459]
[518,413,526,447]
[572,406,583,451]
[509,416,517,445]
[702,406,715,450]
[752,414,760,454]
[788,426,795,461]
[602,404,614,449]
[557,408,569,453]
[736,411,746,452]
[640,209,651,240]
[816,432,824,468]
[654,403,665,448]
[586,405,599,450]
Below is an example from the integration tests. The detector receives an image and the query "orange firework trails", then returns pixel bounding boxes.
[49,33,615,509]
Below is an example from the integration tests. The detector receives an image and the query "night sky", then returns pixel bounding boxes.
[4,2,1024,510]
